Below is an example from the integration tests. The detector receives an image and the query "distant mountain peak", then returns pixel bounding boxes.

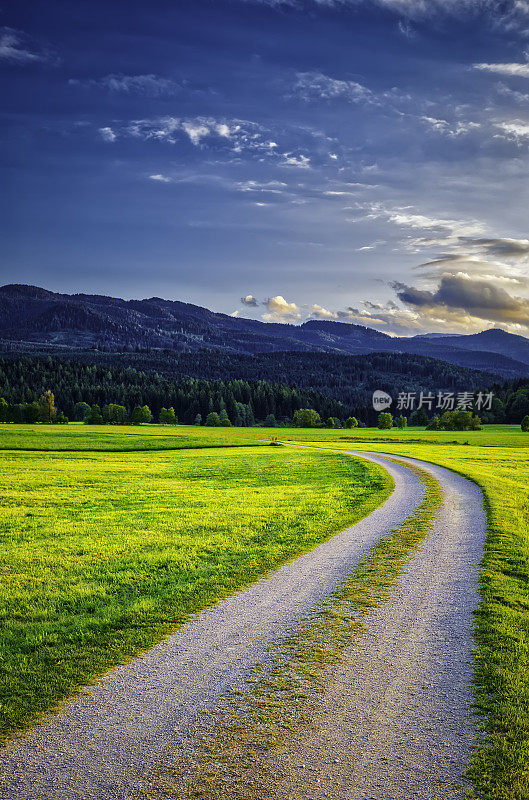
[0,284,59,300]
[0,284,527,379]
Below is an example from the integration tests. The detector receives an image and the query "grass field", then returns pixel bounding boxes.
[1,422,528,799]
[0,423,257,451]
[0,429,392,743]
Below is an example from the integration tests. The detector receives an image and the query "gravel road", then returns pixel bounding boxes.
[265,452,485,800]
[0,451,485,800]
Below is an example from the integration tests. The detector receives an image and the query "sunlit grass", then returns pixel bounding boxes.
[0,434,392,743]
[0,423,255,451]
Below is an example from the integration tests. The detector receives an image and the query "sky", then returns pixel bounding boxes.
[2,0,529,336]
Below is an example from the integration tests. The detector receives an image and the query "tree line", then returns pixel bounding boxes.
[0,358,354,426]
[0,354,528,426]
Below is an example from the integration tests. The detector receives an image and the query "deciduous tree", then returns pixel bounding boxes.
[38,390,56,424]
[377,412,393,430]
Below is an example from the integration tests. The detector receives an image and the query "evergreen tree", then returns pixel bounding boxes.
[521,415,529,432]
[397,415,407,430]
[219,408,232,427]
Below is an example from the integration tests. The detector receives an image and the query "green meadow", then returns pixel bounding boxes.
[1,422,528,800]
[0,428,391,742]
[0,423,256,451]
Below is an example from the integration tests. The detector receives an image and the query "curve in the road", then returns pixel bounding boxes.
[266,451,486,800]
[0,451,485,800]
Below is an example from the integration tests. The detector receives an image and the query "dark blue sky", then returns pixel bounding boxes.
[2,0,529,335]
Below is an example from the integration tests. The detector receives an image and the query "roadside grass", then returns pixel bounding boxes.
[149,459,442,800]
[0,439,392,743]
[274,423,529,449]
[273,425,529,800]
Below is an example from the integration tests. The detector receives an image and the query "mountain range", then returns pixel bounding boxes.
[1,284,528,379]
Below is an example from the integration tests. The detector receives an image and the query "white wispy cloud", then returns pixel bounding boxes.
[279,153,311,168]
[496,82,529,104]
[350,202,486,249]
[236,180,287,193]
[474,62,529,78]
[419,116,481,137]
[293,71,375,104]
[69,73,183,95]
[0,27,48,63]
[149,173,173,182]
[494,120,529,143]
[291,70,412,112]
[119,116,281,158]
[99,126,117,142]
[397,19,417,38]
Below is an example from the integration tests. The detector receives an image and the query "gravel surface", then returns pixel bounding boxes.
[0,453,423,800]
[264,453,485,800]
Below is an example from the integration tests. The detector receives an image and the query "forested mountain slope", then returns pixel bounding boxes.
[1,284,528,379]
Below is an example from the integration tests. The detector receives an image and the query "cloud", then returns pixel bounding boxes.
[474,62,529,78]
[293,71,375,105]
[397,20,417,38]
[181,120,216,145]
[0,27,48,63]
[494,121,529,144]
[311,304,338,319]
[99,126,117,142]
[351,202,486,249]
[496,82,529,104]
[69,73,182,96]
[120,115,282,159]
[459,236,529,259]
[419,116,481,138]
[236,180,287,193]
[149,174,172,182]
[393,274,529,325]
[280,153,311,168]
[244,0,518,22]
[262,295,301,321]
[291,70,411,113]
[241,294,258,306]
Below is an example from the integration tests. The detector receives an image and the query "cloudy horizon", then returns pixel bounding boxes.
[2,1,529,337]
